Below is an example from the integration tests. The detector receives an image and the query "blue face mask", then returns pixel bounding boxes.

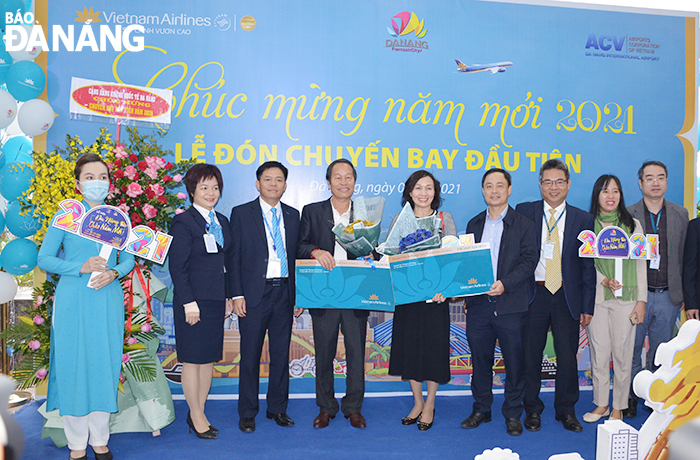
[80,180,110,203]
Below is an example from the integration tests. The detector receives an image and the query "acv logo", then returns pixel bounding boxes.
[585,34,625,51]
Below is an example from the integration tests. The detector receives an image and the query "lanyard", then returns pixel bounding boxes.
[262,209,282,252]
[649,208,662,234]
[544,207,566,239]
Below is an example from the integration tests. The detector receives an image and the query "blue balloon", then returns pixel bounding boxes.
[0,148,4,168]
[5,201,40,237]
[0,208,5,234]
[0,161,33,201]
[0,237,38,275]
[2,136,31,163]
[0,45,14,85]
[5,61,45,101]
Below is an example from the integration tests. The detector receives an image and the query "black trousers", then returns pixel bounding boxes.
[466,298,527,420]
[311,309,367,417]
[523,284,580,417]
[237,281,293,418]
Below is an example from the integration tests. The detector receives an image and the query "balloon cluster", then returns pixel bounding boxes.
[398,228,433,252]
[0,2,52,291]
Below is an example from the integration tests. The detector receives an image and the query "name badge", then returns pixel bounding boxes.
[543,242,555,260]
[268,257,282,278]
[204,234,218,253]
[650,256,660,270]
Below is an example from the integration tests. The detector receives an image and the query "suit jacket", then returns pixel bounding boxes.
[628,199,688,305]
[298,198,368,317]
[515,200,596,318]
[682,217,700,311]
[169,206,233,306]
[229,198,299,306]
[465,206,538,315]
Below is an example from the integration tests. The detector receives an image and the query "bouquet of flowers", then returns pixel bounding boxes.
[332,196,385,257]
[379,203,442,256]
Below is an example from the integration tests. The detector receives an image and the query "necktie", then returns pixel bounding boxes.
[545,209,562,294]
[271,208,288,277]
[208,211,224,247]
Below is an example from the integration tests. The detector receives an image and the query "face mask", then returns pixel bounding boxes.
[80,180,110,203]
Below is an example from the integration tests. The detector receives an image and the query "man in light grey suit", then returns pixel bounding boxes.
[626,160,688,417]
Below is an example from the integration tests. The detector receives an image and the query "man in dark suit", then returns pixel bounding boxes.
[297,158,369,429]
[627,160,689,417]
[515,159,596,433]
[230,161,300,433]
[462,168,538,436]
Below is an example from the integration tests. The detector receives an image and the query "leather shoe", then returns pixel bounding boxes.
[622,397,637,418]
[92,448,113,460]
[506,417,523,436]
[313,412,334,428]
[460,411,492,429]
[239,417,255,433]
[401,412,421,425]
[345,412,366,428]
[524,412,541,432]
[266,412,295,427]
[557,413,583,431]
[417,408,435,431]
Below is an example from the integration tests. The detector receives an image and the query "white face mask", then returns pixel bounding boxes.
[79,180,110,202]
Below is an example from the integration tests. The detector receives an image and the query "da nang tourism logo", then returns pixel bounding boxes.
[385,11,428,53]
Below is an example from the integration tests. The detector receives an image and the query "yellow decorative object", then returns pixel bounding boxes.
[633,319,700,460]
[343,220,375,234]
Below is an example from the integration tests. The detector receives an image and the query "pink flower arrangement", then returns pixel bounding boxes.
[122,353,130,364]
[28,340,41,350]
[127,336,138,345]
[119,372,126,383]
[124,165,138,180]
[141,323,152,333]
[34,295,43,307]
[36,368,47,379]
[33,315,44,325]
[175,208,185,215]
[126,182,143,198]
[117,203,130,214]
[113,144,128,159]
[177,192,187,200]
[149,184,165,197]
[173,174,182,183]
[142,203,158,219]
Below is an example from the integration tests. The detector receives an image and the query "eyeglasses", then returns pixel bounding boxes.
[642,176,667,184]
[540,179,568,188]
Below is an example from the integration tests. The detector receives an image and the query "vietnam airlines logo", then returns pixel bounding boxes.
[468,278,478,284]
[369,294,379,300]
[75,7,102,24]
[385,12,429,53]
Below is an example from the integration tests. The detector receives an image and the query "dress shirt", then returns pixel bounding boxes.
[331,199,351,261]
[643,201,668,288]
[185,203,224,313]
[259,197,288,278]
[534,201,566,282]
[482,206,508,282]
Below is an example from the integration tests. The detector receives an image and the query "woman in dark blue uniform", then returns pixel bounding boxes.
[169,164,233,439]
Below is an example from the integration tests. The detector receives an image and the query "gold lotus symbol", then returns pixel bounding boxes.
[468,278,477,284]
[369,294,379,300]
[75,7,102,23]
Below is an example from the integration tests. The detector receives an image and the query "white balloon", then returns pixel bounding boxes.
[17,98,54,136]
[0,271,18,303]
[3,104,23,136]
[0,89,17,129]
[7,25,42,62]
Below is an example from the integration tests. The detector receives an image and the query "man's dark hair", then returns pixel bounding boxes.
[539,159,570,181]
[325,158,357,182]
[637,161,667,181]
[256,161,288,181]
[481,168,511,187]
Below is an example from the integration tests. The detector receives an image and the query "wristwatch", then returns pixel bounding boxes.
[111,269,120,279]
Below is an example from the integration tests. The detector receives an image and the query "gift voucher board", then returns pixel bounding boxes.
[296,260,395,312]
[388,243,494,305]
